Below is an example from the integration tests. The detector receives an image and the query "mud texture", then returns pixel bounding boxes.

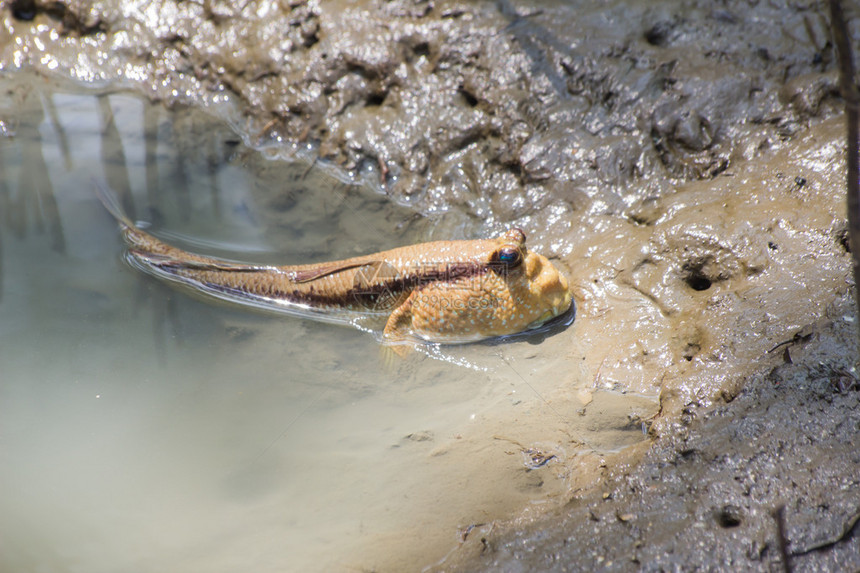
[439,292,860,572]
[3,0,860,571]
[0,0,849,215]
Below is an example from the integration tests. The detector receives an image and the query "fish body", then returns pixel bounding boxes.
[97,184,572,345]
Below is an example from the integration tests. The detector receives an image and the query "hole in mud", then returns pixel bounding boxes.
[459,88,479,108]
[683,342,700,361]
[683,268,712,291]
[413,41,431,57]
[303,30,319,49]
[835,227,851,253]
[679,448,698,459]
[366,92,386,107]
[716,505,743,528]
[644,20,674,47]
[11,0,37,21]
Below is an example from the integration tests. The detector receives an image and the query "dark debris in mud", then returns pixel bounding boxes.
[440,293,860,572]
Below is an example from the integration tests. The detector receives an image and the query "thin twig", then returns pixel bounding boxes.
[773,505,792,573]
[829,0,860,335]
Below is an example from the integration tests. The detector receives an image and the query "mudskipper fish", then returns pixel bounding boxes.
[97,182,572,347]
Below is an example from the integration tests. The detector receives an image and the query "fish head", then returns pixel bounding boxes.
[385,228,573,344]
[488,228,572,333]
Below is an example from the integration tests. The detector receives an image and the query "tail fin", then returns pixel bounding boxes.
[92,178,134,228]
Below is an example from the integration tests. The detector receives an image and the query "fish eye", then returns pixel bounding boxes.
[494,246,522,268]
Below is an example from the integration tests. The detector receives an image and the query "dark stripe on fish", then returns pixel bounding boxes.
[142,256,509,310]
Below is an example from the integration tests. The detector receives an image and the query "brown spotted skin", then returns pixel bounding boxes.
[98,185,571,345]
[384,238,571,343]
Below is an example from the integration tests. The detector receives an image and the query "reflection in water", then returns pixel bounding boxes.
[0,73,655,573]
[98,94,135,220]
[16,95,65,252]
[0,147,5,300]
[143,99,160,213]
[44,92,73,171]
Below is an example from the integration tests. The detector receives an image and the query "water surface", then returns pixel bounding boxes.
[0,73,655,572]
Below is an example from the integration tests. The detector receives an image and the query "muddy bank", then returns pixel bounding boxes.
[0,0,846,215]
[440,291,860,572]
[428,113,859,571]
[2,0,860,571]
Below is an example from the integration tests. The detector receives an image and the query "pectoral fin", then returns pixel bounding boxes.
[382,291,417,358]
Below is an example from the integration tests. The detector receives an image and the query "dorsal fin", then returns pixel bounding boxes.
[290,261,371,283]
[130,248,376,283]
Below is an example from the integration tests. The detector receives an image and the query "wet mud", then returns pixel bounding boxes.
[440,291,860,572]
[2,0,860,571]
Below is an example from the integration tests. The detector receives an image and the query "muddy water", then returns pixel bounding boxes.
[0,74,654,572]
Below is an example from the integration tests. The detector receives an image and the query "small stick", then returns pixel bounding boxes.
[773,505,792,573]
[829,0,860,335]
